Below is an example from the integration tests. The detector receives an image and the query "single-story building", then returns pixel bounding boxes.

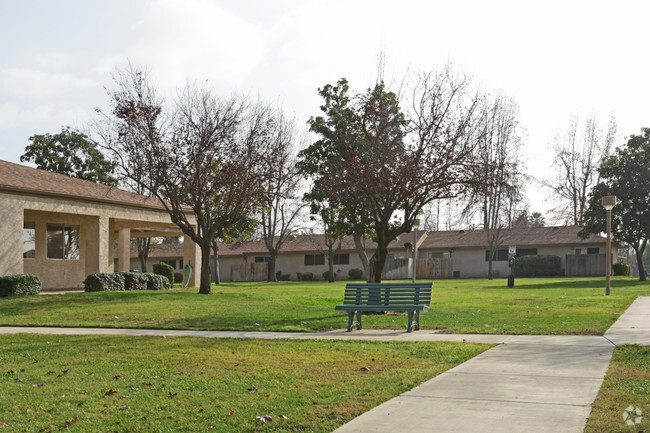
[0,160,201,289]
[125,226,616,281]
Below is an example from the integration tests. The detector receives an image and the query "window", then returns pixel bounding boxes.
[587,247,600,255]
[23,221,36,259]
[485,249,508,261]
[304,254,325,266]
[575,248,582,255]
[46,224,79,260]
[162,259,177,268]
[179,259,183,269]
[428,252,450,259]
[333,253,349,265]
[516,248,538,258]
[254,256,270,263]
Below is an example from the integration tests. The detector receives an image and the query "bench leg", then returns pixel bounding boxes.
[407,311,414,333]
[414,310,420,331]
[347,311,362,332]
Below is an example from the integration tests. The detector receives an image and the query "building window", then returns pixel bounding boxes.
[516,248,538,258]
[304,254,325,266]
[333,253,349,265]
[254,256,270,263]
[179,259,183,269]
[23,221,36,259]
[46,224,79,260]
[428,252,450,259]
[575,248,582,255]
[485,249,508,261]
[587,247,600,254]
[161,259,177,269]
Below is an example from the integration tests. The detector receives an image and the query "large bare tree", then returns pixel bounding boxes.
[546,114,617,224]
[462,93,523,279]
[94,67,275,294]
[258,112,306,282]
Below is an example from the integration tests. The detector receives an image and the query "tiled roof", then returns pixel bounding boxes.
[0,160,166,210]
[418,226,606,250]
[126,226,603,259]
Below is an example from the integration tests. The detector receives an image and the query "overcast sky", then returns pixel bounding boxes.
[1,0,649,220]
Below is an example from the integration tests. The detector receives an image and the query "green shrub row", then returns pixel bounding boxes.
[514,255,562,277]
[348,268,363,280]
[0,274,42,297]
[84,272,170,292]
[153,262,175,286]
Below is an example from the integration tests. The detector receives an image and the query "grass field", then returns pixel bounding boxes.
[0,277,648,335]
[584,345,650,433]
[0,334,490,432]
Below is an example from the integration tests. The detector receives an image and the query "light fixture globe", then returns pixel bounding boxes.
[602,195,616,210]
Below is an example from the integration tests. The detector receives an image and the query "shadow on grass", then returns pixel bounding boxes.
[479,277,649,291]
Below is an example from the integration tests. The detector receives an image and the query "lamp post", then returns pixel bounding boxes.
[412,219,420,283]
[602,196,616,296]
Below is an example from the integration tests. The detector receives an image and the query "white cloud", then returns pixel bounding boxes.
[100,0,265,91]
[0,68,96,101]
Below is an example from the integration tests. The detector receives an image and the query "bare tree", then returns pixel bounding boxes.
[545,114,617,225]
[94,66,275,294]
[463,93,523,279]
[258,112,306,282]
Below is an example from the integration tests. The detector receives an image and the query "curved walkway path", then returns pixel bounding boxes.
[1,296,648,432]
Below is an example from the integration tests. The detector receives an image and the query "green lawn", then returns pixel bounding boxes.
[0,277,648,335]
[585,345,650,433]
[0,334,489,432]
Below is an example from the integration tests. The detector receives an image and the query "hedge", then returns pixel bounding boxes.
[348,268,363,280]
[121,272,149,290]
[613,262,631,276]
[174,272,183,284]
[143,273,171,290]
[322,270,336,281]
[0,274,41,297]
[153,262,175,287]
[514,255,562,277]
[300,272,314,281]
[84,273,125,292]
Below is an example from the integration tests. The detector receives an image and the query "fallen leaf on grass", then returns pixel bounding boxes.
[6,370,13,375]
[278,414,288,419]
[104,389,118,396]
[47,371,56,375]
[32,358,38,364]
[130,387,139,392]
[65,417,78,424]
[32,384,44,388]
[360,367,371,371]
[228,411,235,416]
[113,316,119,320]
[143,382,154,387]
[119,404,131,409]
[256,415,272,423]
[168,392,177,398]
[61,369,69,375]
[248,385,258,392]
[0,421,6,427]
[113,375,122,380]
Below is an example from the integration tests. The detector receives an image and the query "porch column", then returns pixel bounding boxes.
[117,228,131,272]
[85,215,111,277]
[0,202,25,276]
[183,235,201,287]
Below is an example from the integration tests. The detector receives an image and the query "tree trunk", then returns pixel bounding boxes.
[268,251,278,282]
[352,232,370,280]
[372,238,389,283]
[636,248,647,282]
[327,245,335,282]
[136,237,151,273]
[211,241,220,285]
[198,243,212,294]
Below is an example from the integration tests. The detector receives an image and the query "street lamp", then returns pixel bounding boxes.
[602,196,616,296]
[412,219,420,283]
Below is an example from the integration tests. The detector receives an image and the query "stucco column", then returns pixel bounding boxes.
[85,215,111,277]
[0,201,25,276]
[117,228,131,272]
[183,235,201,287]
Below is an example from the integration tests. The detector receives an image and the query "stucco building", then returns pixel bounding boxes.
[0,160,201,289]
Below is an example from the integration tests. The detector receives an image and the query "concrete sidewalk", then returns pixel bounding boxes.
[0,296,648,432]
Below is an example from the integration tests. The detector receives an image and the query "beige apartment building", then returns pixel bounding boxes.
[0,160,201,290]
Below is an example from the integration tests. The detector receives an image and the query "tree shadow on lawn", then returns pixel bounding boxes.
[478,277,649,291]
[157,313,345,332]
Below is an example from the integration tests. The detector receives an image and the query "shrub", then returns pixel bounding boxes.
[296,272,302,280]
[348,268,363,280]
[153,262,175,287]
[143,273,171,290]
[0,274,41,297]
[322,270,336,281]
[281,273,291,281]
[300,272,313,281]
[514,255,562,277]
[174,272,183,284]
[613,261,631,276]
[276,270,283,281]
[84,273,125,292]
[121,272,148,290]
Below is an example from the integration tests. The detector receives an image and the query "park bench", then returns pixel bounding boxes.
[335,282,433,333]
